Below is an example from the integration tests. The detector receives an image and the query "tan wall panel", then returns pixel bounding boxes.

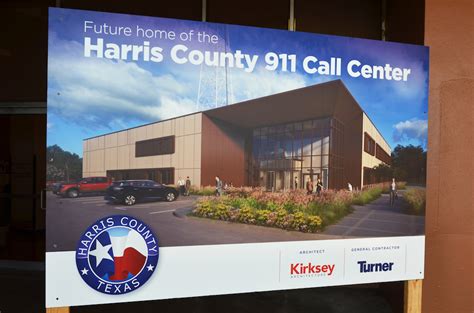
[127,128,137,145]
[117,145,130,169]
[152,121,163,138]
[162,154,172,168]
[87,137,97,151]
[85,171,106,177]
[162,119,174,137]
[83,140,89,153]
[175,115,184,137]
[193,168,201,187]
[178,135,185,168]
[145,124,154,139]
[105,133,118,148]
[153,155,164,168]
[184,114,195,135]
[136,156,154,169]
[194,113,202,133]
[89,149,104,173]
[136,125,147,141]
[82,151,90,175]
[104,147,118,170]
[117,131,127,146]
[83,113,202,186]
[96,136,105,150]
[183,135,195,168]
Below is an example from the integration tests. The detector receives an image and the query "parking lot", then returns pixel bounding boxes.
[46,192,338,252]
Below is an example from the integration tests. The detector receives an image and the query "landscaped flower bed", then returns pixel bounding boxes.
[192,185,385,233]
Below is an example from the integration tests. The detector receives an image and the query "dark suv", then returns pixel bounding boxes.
[105,180,178,205]
[57,177,112,198]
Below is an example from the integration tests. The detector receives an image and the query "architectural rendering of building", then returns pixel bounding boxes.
[82,80,391,190]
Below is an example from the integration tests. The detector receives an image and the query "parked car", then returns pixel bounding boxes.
[50,181,67,194]
[57,177,112,198]
[105,180,179,205]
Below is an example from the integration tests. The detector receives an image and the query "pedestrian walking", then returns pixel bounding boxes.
[177,177,185,196]
[215,176,223,196]
[316,178,323,196]
[185,176,191,196]
[389,178,397,206]
[306,177,314,195]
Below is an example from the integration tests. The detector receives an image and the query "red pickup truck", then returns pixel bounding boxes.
[57,177,112,198]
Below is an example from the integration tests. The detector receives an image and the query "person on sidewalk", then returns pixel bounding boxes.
[390,178,397,206]
[185,176,191,196]
[306,177,314,195]
[316,178,323,196]
[215,176,223,196]
[177,177,185,196]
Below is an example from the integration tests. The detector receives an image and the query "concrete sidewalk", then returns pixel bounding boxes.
[323,192,425,237]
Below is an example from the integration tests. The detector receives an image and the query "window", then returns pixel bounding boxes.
[135,136,175,157]
[107,168,174,184]
[376,144,391,165]
[250,117,344,190]
[364,133,376,155]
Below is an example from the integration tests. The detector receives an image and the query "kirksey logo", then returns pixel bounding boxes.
[290,262,335,276]
[76,215,159,295]
[358,261,394,273]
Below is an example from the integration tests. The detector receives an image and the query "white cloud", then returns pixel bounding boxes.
[393,118,428,145]
[47,33,196,130]
[48,32,327,130]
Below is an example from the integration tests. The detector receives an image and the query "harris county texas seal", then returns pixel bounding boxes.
[75,215,159,295]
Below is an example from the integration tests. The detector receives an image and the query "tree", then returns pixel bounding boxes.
[391,144,426,184]
[47,145,82,182]
[372,163,393,182]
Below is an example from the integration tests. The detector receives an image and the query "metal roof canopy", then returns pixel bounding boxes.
[203,79,364,129]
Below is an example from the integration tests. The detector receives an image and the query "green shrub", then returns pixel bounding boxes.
[189,186,216,196]
[353,187,383,205]
[404,188,425,215]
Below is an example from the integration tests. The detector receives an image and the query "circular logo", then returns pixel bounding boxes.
[75,215,159,295]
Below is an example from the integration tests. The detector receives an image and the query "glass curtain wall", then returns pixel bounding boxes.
[250,117,343,191]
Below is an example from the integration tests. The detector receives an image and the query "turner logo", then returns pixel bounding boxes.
[75,215,159,295]
[290,262,335,277]
[358,261,394,273]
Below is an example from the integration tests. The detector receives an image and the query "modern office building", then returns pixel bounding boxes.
[82,80,391,190]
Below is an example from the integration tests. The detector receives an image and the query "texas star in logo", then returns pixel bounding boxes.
[75,215,159,294]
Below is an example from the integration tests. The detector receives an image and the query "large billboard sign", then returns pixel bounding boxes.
[46,8,429,308]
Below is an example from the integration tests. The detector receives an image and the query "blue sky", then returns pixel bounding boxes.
[47,8,429,156]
